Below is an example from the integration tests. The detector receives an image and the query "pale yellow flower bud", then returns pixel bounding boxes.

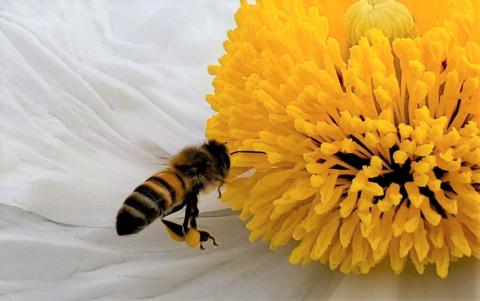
[344,0,418,46]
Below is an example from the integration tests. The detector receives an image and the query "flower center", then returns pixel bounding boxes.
[331,139,449,220]
[344,0,418,47]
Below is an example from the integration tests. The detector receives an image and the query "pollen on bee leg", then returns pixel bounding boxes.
[185,229,201,248]
[164,227,185,242]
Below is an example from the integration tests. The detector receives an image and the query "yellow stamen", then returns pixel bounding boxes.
[207,0,480,278]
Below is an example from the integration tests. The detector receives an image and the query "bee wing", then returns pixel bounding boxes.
[137,139,173,162]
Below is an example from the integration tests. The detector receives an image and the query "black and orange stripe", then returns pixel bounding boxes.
[116,170,188,235]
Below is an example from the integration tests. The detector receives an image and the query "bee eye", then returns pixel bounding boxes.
[176,165,189,173]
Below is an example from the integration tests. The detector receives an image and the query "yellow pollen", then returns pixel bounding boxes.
[344,0,418,46]
[185,229,201,248]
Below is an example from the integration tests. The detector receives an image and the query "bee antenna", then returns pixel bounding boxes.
[230,150,267,155]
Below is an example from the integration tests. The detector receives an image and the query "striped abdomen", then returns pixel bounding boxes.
[116,170,186,235]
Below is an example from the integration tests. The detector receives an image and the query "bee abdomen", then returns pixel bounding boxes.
[134,184,168,212]
[147,176,176,202]
[116,171,186,236]
[116,184,171,236]
[127,190,162,219]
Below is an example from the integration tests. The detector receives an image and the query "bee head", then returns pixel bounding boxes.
[204,140,230,172]
[171,140,230,183]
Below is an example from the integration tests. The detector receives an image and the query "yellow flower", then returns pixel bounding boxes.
[206,0,480,278]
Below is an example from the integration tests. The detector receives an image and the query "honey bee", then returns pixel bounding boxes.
[116,140,264,249]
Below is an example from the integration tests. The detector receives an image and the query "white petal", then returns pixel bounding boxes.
[0,0,234,225]
[1,205,479,300]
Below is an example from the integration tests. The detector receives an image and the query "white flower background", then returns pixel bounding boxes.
[0,0,479,300]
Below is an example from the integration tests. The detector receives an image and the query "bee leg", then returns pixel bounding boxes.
[188,197,218,248]
[188,195,199,229]
[163,193,217,249]
[198,229,218,246]
[217,186,222,198]
[183,200,193,234]
[161,219,186,242]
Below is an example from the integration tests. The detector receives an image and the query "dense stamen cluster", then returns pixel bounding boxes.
[293,106,480,276]
[206,0,480,278]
